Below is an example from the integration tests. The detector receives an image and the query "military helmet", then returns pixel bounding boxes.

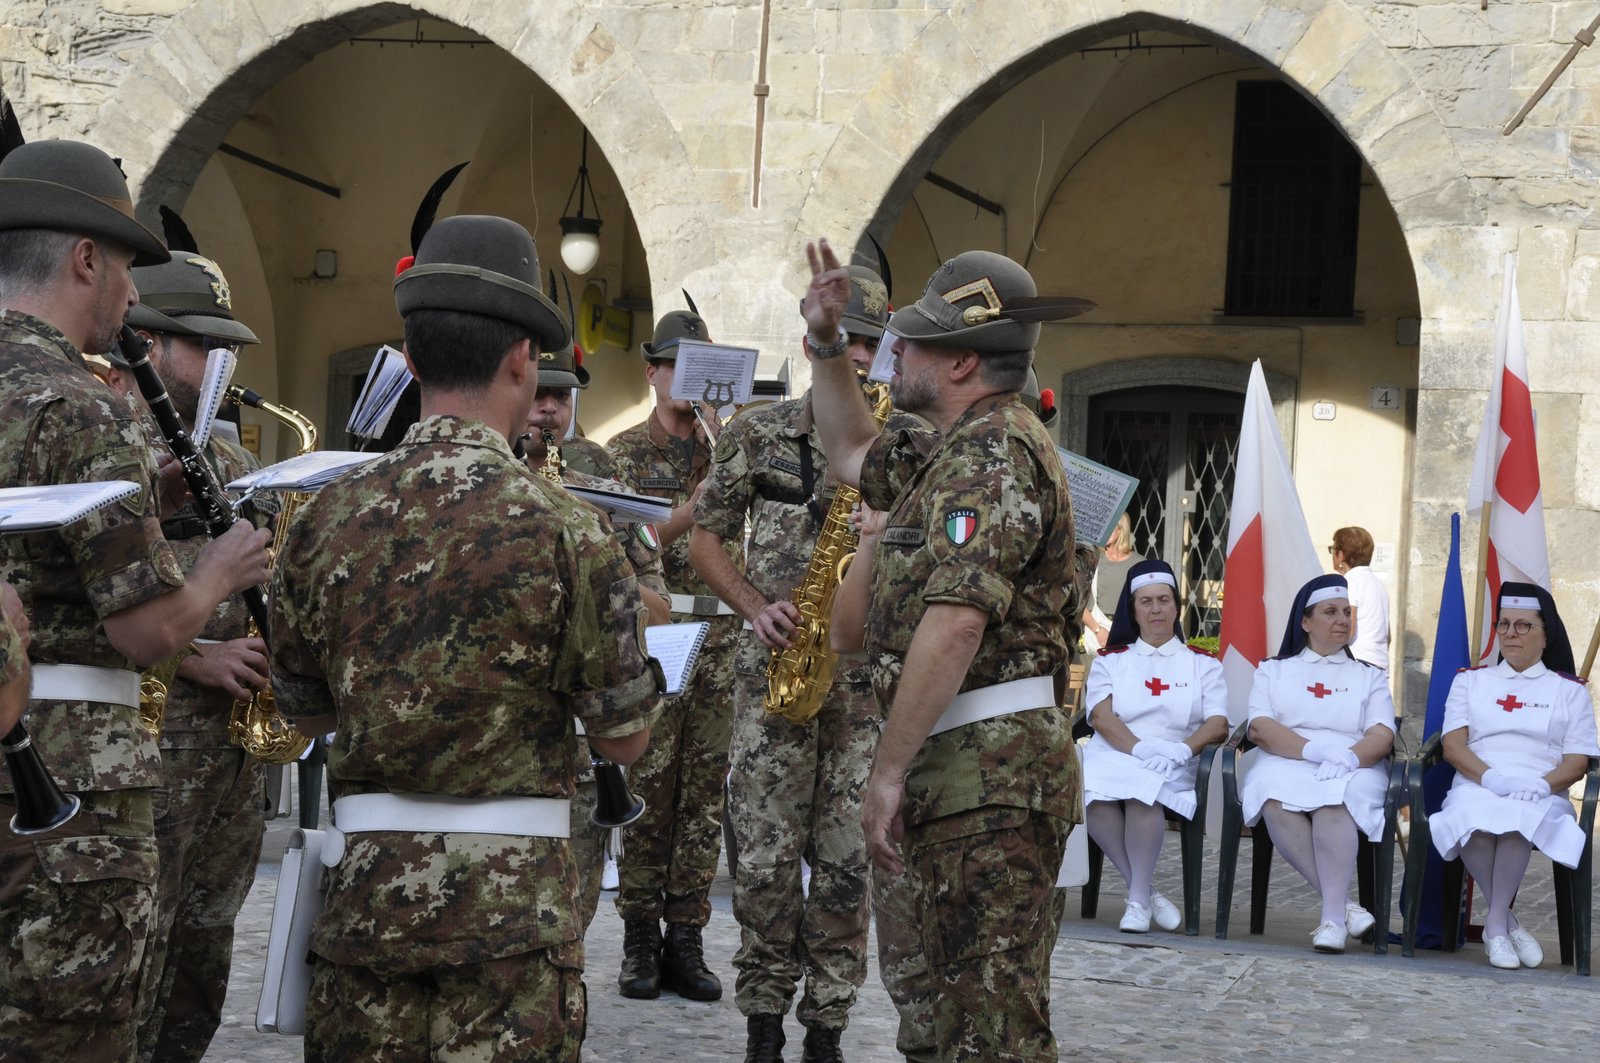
[0,140,169,266]
[887,250,1093,355]
[125,255,260,346]
[394,214,571,356]
[641,309,710,362]
[539,343,591,389]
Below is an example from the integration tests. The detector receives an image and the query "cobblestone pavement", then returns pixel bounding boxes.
[201,798,1599,1062]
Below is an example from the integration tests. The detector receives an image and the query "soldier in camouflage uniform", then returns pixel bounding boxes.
[0,582,31,733]
[107,255,278,1063]
[804,240,1088,1062]
[689,267,898,1063]
[522,342,669,935]
[608,309,742,1002]
[0,139,271,1061]
[270,215,656,1061]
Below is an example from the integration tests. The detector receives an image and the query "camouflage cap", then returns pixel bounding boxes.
[887,250,1093,355]
[125,255,260,346]
[394,214,571,356]
[640,309,710,362]
[0,140,169,266]
[539,343,591,389]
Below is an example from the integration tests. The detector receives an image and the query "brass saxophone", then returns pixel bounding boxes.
[137,643,198,738]
[764,378,893,723]
[224,385,314,765]
[538,429,564,483]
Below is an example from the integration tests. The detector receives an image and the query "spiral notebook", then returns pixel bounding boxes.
[645,621,709,697]
[0,481,142,532]
[227,452,380,493]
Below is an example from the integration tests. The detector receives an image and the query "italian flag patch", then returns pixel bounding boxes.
[636,524,660,551]
[944,508,979,546]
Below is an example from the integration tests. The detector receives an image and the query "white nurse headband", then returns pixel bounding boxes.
[1306,585,1348,607]
[1129,571,1177,593]
[1499,595,1540,610]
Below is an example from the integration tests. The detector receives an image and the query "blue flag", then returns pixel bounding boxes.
[1405,512,1471,948]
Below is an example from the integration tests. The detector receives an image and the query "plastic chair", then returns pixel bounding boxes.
[1215,721,1404,953]
[1401,733,1598,975]
[1071,705,1225,936]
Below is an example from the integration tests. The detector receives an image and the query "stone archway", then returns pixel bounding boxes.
[89,0,709,292]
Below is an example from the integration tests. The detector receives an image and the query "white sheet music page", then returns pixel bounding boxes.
[347,346,414,440]
[669,341,759,407]
[190,347,238,451]
[644,622,709,696]
[227,452,380,493]
[0,481,142,532]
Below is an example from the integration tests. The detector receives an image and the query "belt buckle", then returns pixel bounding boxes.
[694,595,718,616]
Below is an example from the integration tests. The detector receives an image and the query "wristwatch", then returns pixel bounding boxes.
[805,326,850,360]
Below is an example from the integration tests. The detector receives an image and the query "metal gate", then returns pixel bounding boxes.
[1088,388,1241,640]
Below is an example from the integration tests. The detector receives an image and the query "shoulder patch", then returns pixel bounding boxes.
[1555,670,1590,686]
[1185,644,1217,659]
[1456,664,1489,673]
[943,508,979,546]
[713,431,739,465]
[1098,644,1130,656]
[635,523,660,552]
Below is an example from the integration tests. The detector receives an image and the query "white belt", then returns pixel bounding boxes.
[668,593,736,617]
[29,662,140,708]
[926,675,1057,737]
[742,619,754,631]
[326,793,570,865]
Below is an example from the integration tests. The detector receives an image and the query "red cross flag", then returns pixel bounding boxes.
[1217,360,1323,724]
[1467,252,1550,662]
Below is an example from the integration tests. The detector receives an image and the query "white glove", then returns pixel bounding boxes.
[1157,738,1193,763]
[1508,776,1552,801]
[1316,759,1354,782]
[1478,768,1519,797]
[1130,740,1160,763]
[1141,754,1179,777]
[1302,741,1357,770]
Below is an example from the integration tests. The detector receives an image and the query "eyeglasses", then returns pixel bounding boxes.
[1326,545,1337,555]
[1495,618,1543,636]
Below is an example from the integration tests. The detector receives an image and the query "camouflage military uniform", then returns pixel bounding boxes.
[608,409,741,928]
[860,392,1080,1063]
[136,436,272,1063]
[693,393,881,1032]
[529,437,668,934]
[270,415,657,1061]
[560,434,617,480]
[0,310,185,1060]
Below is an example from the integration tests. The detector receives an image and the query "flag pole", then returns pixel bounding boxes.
[1469,499,1492,662]
[1582,612,1600,681]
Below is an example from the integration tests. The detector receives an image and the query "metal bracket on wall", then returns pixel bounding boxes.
[218,144,341,198]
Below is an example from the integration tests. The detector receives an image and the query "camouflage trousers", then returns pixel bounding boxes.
[305,940,587,1062]
[907,806,1069,1063]
[728,673,875,1028]
[0,787,159,1062]
[615,617,736,926]
[872,846,938,1061]
[137,746,265,1063]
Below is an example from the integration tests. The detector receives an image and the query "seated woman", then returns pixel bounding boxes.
[1081,559,1228,932]
[1241,573,1395,952]
[1427,582,1599,970]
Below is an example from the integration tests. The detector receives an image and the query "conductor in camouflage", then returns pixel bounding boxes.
[269,215,655,1061]
[805,240,1086,1062]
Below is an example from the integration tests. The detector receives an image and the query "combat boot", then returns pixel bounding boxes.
[660,921,722,1000]
[617,918,663,999]
[744,1014,786,1063]
[800,1027,844,1063]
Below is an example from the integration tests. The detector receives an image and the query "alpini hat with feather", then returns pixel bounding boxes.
[394,214,571,356]
[126,255,260,346]
[0,140,169,266]
[887,249,1094,354]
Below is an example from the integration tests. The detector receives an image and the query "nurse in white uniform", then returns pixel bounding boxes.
[1241,573,1395,953]
[1428,581,1599,970]
[1082,559,1228,933]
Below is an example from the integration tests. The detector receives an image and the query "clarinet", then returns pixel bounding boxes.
[3,720,81,834]
[118,326,271,641]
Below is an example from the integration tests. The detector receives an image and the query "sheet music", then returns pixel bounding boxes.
[0,481,142,532]
[227,451,380,493]
[645,621,709,697]
[868,329,897,383]
[564,484,674,524]
[191,347,238,450]
[347,346,414,440]
[1056,447,1140,546]
[670,340,759,406]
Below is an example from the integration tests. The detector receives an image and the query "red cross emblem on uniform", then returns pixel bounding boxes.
[1145,677,1169,696]
[1497,694,1524,713]
[1307,683,1333,699]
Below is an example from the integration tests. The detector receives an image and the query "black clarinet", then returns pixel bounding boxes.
[118,326,271,641]
[3,721,80,834]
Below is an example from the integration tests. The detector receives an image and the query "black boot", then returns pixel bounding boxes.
[744,1014,786,1063]
[801,1026,844,1063]
[660,921,722,1000]
[617,918,662,999]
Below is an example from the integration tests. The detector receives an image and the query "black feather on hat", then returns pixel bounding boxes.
[1106,559,1183,648]
[1276,573,1351,659]
[1494,581,1575,674]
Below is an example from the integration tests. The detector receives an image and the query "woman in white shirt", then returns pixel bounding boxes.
[1330,526,1390,671]
[1082,559,1228,933]
[1241,573,1395,953]
[1427,582,1599,970]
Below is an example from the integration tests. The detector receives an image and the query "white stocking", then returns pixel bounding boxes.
[1123,800,1167,906]
[1481,832,1532,940]
[1310,805,1359,926]
[1085,800,1133,896]
[1261,801,1318,890]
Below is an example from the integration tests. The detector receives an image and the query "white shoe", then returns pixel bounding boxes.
[1120,901,1152,933]
[1150,891,1182,932]
[1311,921,1346,952]
[1508,926,1544,968]
[1344,902,1375,938]
[1486,935,1521,969]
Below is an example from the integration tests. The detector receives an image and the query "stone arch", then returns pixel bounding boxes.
[799,0,1477,275]
[90,0,708,281]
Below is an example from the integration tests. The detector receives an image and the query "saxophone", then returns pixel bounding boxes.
[538,429,564,483]
[764,378,893,723]
[224,385,314,764]
[137,643,197,738]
